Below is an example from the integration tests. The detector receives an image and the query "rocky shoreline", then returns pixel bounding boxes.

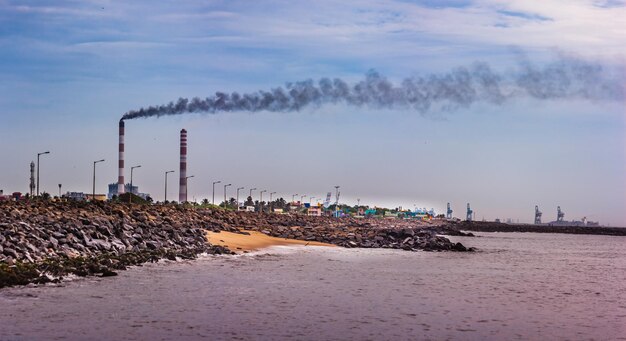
[1,201,471,288]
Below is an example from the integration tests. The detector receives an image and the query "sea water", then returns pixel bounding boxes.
[1,232,625,340]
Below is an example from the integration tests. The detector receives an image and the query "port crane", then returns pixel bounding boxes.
[557,206,565,222]
[534,205,542,224]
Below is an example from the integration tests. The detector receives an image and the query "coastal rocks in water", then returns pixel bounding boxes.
[0,201,237,288]
[199,209,473,253]
[0,200,473,288]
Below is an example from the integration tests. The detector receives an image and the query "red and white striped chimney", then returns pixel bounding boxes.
[179,129,187,202]
[118,119,125,195]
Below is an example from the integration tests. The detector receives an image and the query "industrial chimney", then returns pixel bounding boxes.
[29,161,35,196]
[118,119,125,195]
[179,129,187,202]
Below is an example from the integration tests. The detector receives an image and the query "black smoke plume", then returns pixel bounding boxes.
[122,56,624,120]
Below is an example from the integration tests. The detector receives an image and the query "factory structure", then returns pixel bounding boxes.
[107,183,149,200]
[1,118,606,230]
[179,129,187,203]
[118,119,126,195]
[117,120,183,202]
[534,205,599,227]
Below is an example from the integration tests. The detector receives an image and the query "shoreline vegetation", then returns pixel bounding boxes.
[1,200,622,288]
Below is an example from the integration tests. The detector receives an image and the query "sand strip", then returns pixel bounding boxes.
[207,230,335,252]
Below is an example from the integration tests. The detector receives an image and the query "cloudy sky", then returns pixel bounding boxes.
[0,0,624,225]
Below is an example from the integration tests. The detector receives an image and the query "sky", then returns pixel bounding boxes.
[0,0,624,225]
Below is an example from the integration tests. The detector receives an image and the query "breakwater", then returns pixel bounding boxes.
[455,221,626,236]
[1,201,471,287]
[0,201,232,287]
[217,211,472,251]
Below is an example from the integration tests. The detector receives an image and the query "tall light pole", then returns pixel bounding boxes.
[164,170,175,202]
[260,190,267,213]
[129,165,141,204]
[236,187,244,208]
[310,196,315,205]
[92,159,105,201]
[270,191,276,212]
[249,188,257,200]
[301,194,306,205]
[36,151,50,196]
[334,185,340,217]
[224,183,231,207]
[212,180,221,205]
[185,175,195,202]
[292,194,298,203]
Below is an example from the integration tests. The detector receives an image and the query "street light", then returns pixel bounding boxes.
[185,175,195,202]
[310,196,315,205]
[164,170,175,202]
[270,192,276,212]
[129,165,141,204]
[236,187,244,208]
[334,185,340,217]
[212,180,221,205]
[260,190,267,213]
[224,183,232,207]
[249,188,257,199]
[36,151,50,196]
[92,159,105,201]
[301,194,306,204]
[292,194,298,203]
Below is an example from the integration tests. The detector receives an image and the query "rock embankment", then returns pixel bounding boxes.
[0,201,232,287]
[451,220,626,236]
[198,209,472,252]
[1,201,473,287]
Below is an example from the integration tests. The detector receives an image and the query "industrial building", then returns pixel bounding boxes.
[107,183,149,200]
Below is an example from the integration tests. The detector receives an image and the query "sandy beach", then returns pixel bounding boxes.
[206,230,335,252]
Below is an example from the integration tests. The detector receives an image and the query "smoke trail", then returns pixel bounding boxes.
[122,56,624,120]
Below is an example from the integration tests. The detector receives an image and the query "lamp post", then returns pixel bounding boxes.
[292,194,298,203]
[301,194,306,204]
[36,151,50,196]
[223,183,231,207]
[270,191,276,213]
[129,165,141,204]
[249,188,257,200]
[212,180,221,205]
[334,185,340,217]
[259,190,267,213]
[185,175,195,202]
[310,196,315,205]
[164,170,175,202]
[92,159,105,201]
[236,187,244,208]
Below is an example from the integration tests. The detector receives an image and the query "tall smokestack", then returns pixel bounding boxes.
[179,129,187,202]
[118,119,125,195]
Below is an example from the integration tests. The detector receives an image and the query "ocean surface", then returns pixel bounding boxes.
[1,232,625,340]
